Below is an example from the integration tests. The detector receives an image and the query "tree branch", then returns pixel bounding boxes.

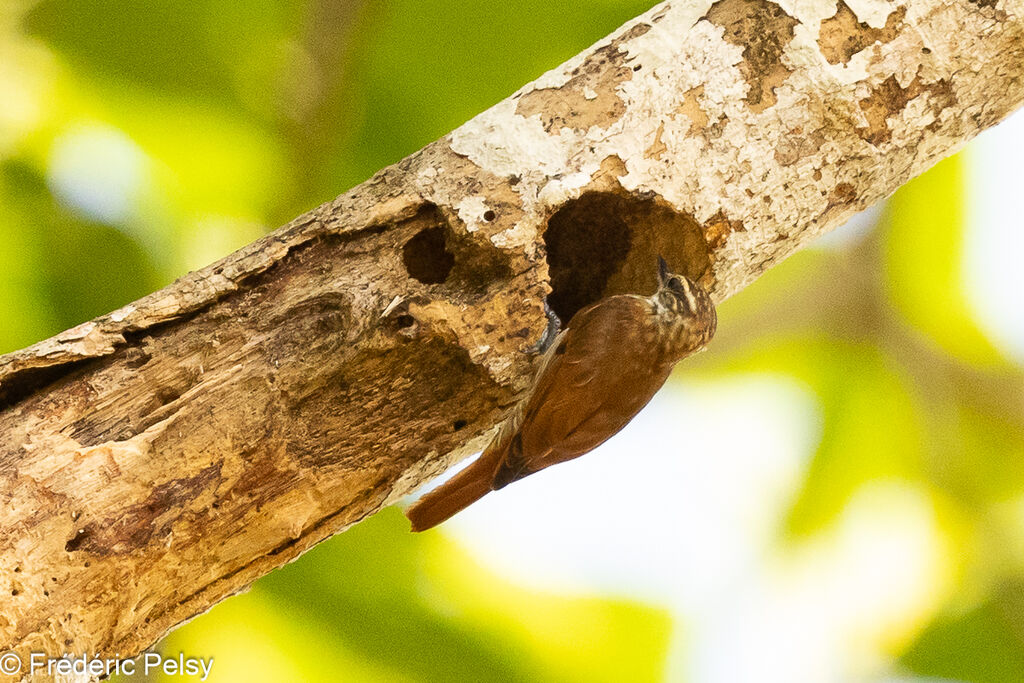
[1,0,1021,671]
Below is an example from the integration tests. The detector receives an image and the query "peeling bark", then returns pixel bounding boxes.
[1,0,1022,676]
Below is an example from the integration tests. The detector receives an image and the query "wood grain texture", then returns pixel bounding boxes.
[1,0,1022,677]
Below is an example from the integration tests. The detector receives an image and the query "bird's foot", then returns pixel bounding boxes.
[528,302,562,355]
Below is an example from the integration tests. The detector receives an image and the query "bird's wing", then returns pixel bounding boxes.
[507,295,670,478]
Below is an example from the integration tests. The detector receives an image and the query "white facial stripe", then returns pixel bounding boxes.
[678,276,697,312]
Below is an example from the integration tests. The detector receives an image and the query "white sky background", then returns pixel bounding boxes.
[427,108,1024,683]
[966,109,1024,364]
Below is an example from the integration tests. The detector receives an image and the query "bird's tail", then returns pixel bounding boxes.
[406,446,503,532]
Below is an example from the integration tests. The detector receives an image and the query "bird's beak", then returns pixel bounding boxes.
[657,255,670,287]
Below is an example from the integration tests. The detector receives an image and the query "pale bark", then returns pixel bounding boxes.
[1,0,1021,674]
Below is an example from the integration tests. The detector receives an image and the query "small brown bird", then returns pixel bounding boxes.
[406,257,717,532]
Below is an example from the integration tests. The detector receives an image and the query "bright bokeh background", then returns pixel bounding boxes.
[2,1,1023,681]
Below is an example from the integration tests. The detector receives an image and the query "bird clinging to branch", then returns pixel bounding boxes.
[406,256,717,531]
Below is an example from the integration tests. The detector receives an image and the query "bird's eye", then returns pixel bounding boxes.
[668,277,682,291]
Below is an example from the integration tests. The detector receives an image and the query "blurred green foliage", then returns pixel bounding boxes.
[2,0,1023,681]
[159,509,670,683]
[902,588,1024,683]
[690,152,1024,680]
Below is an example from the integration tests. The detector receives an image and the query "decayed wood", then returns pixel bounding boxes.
[1,0,1022,673]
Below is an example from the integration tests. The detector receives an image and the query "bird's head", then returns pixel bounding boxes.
[654,256,716,343]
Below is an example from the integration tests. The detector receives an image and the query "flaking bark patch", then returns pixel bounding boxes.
[967,0,1004,15]
[857,73,958,145]
[858,75,913,145]
[818,1,905,66]
[704,211,747,251]
[678,85,710,129]
[774,127,827,166]
[645,122,669,160]
[830,182,858,206]
[516,23,652,133]
[703,0,798,113]
[67,464,222,556]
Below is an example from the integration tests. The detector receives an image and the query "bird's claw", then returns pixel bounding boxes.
[529,302,562,355]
